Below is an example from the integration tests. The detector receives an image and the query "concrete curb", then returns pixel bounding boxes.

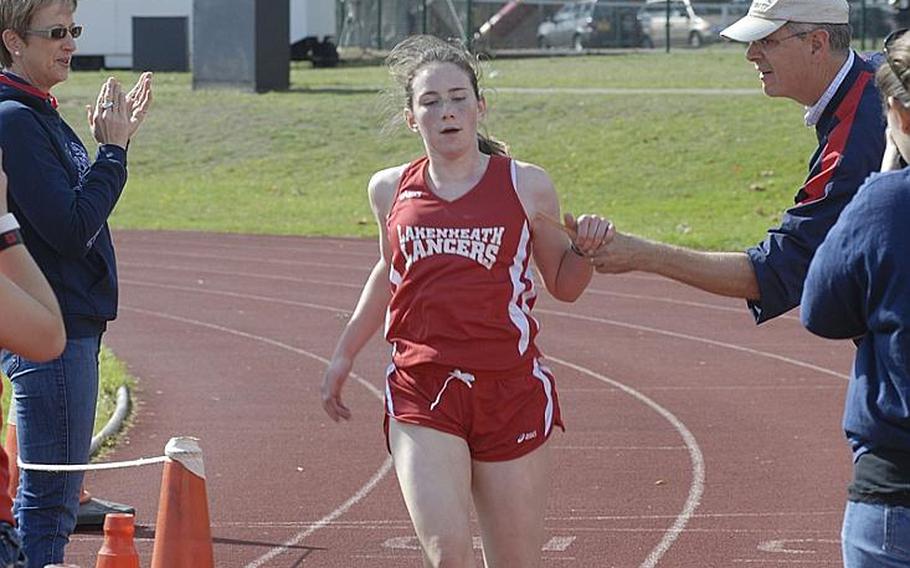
[90,385,131,456]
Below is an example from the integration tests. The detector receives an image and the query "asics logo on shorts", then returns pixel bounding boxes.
[516,430,537,444]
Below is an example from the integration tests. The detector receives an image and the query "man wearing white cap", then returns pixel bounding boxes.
[593,0,886,326]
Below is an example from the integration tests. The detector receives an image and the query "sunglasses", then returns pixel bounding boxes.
[884,28,909,81]
[25,25,83,40]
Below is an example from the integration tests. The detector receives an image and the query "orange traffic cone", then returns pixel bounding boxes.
[95,513,139,568]
[150,437,214,568]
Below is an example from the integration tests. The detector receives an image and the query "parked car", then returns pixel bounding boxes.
[537,0,649,50]
[638,0,718,48]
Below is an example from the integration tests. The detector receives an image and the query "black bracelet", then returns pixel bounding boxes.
[0,228,23,252]
[570,242,587,257]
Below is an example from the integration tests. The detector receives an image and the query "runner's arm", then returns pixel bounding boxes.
[515,161,609,302]
[0,153,65,361]
[321,167,400,420]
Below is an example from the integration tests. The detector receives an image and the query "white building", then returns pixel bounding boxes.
[73,0,336,69]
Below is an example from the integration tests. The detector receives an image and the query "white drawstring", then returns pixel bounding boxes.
[429,369,475,411]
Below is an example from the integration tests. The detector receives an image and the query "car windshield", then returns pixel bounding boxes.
[646,1,685,14]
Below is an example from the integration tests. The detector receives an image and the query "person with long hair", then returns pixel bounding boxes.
[800,28,910,567]
[321,34,611,567]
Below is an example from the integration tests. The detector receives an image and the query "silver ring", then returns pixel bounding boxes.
[101,101,114,110]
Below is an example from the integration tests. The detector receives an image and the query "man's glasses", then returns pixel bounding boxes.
[25,25,83,40]
[753,29,815,50]
[884,28,910,83]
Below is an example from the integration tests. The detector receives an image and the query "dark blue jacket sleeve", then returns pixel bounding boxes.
[800,186,869,339]
[746,163,865,324]
[803,170,910,341]
[0,105,127,259]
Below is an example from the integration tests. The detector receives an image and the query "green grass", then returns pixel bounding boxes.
[44,47,817,249]
[0,345,136,454]
[315,44,764,90]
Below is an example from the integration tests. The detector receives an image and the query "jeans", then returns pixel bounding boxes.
[843,500,910,567]
[1,335,101,568]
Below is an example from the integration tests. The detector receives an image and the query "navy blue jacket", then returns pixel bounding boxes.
[801,168,910,458]
[0,72,127,337]
[747,53,886,323]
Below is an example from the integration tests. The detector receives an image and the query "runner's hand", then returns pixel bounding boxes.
[322,357,353,421]
[565,213,613,256]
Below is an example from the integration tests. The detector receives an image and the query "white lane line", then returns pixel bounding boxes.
[542,536,577,551]
[210,521,415,529]
[582,288,800,321]
[204,508,841,528]
[121,242,668,282]
[118,306,394,568]
[538,309,848,381]
[119,239,377,259]
[120,282,845,566]
[120,280,846,383]
[548,356,704,568]
[120,262,363,289]
[121,264,814,369]
[758,538,841,554]
[547,527,835,534]
[116,233,372,248]
[553,445,686,451]
[120,279,351,314]
[641,385,841,391]
[243,459,392,568]
[552,511,842,521]
[561,385,841,392]
[122,263,800,327]
[121,247,367,270]
[123,285,702,566]
[732,561,840,565]
[348,554,581,562]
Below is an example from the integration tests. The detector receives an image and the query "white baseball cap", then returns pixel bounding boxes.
[720,0,850,42]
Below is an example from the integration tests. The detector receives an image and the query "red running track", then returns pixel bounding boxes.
[62,230,854,567]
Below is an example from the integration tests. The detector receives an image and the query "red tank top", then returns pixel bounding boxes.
[385,154,540,371]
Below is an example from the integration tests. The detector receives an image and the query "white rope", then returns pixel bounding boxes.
[17,454,168,472]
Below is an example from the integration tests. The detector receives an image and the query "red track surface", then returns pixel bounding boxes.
[62,230,854,567]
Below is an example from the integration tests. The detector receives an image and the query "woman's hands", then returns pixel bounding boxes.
[125,72,153,137]
[86,72,153,149]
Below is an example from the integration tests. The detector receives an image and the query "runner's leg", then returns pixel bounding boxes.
[471,436,554,568]
[389,420,474,568]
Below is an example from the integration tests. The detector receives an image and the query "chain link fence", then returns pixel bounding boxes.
[336,0,901,52]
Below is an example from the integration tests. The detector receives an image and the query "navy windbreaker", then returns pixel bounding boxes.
[747,53,886,324]
[0,71,127,337]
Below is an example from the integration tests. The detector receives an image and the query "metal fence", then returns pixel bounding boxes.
[336,0,901,52]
